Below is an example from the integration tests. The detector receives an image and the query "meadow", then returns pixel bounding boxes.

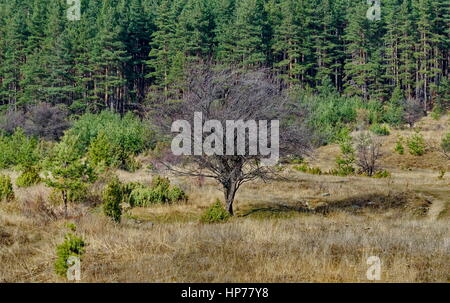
[1,116,448,283]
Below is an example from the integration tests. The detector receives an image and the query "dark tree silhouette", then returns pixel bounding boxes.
[149,64,313,215]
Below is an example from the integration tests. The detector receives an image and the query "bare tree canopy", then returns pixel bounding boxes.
[148,64,314,215]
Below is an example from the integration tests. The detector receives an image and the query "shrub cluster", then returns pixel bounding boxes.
[200,200,231,224]
[54,232,86,277]
[67,111,153,171]
[373,170,391,178]
[125,176,187,207]
[0,129,39,169]
[0,104,69,140]
[0,174,14,201]
[407,132,426,156]
[394,136,405,155]
[441,132,450,155]
[293,164,322,175]
[370,124,390,136]
[16,167,41,188]
[332,135,356,176]
[102,177,123,223]
[101,176,187,221]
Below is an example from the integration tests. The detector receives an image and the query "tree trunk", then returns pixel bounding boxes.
[224,182,238,216]
[62,190,68,218]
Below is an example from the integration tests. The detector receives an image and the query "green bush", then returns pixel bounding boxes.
[124,177,188,207]
[87,132,116,168]
[16,167,41,188]
[373,170,391,178]
[332,135,355,176]
[407,132,426,156]
[87,131,143,172]
[0,174,14,201]
[151,176,170,191]
[307,167,322,175]
[102,177,123,223]
[67,111,153,155]
[293,164,322,175]
[0,129,39,169]
[296,91,362,144]
[431,104,445,120]
[370,124,390,136]
[394,136,405,155]
[128,186,163,206]
[123,156,142,172]
[200,200,231,224]
[54,233,86,277]
[293,164,308,172]
[168,185,188,202]
[289,157,305,164]
[441,132,450,154]
[44,135,96,216]
[383,87,406,126]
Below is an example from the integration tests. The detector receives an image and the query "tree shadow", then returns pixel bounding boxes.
[239,191,425,218]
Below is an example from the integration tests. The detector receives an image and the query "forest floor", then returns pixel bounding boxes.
[0,116,449,282]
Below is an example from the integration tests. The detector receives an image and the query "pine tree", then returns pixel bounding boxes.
[343,3,374,99]
[0,11,28,109]
[91,4,130,112]
[218,0,268,67]
[146,0,178,95]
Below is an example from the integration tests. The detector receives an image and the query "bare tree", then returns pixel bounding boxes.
[355,132,383,177]
[404,97,424,128]
[0,109,26,135]
[0,103,69,140]
[148,64,313,215]
[24,103,69,140]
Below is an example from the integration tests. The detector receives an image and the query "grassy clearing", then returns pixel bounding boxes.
[0,116,449,282]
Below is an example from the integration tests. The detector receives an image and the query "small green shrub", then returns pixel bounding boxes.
[102,177,123,223]
[329,165,355,176]
[66,223,77,232]
[331,135,355,176]
[431,103,446,120]
[373,170,391,178]
[441,132,450,154]
[293,164,322,175]
[307,167,322,175]
[394,136,405,155]
[383,87,406,126]
[151,176,170,191]
[128,186,157,207]
[407,132,426,156]
[200,200,231,224]
[293,164,308,172]
[0,129,39,169]
[67,111,153,155]
[54,233,86,277]
[87,132,115,168]
[168,186,188,202]
[0,174,14,201]
[123,156,141,172]
[370,124,390,136]
[289,157,304,164]
[87,131,143,172]
[16,167,41,188]
[124,177,187,207]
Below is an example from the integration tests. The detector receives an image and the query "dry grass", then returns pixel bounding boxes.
[0,116,449,283]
